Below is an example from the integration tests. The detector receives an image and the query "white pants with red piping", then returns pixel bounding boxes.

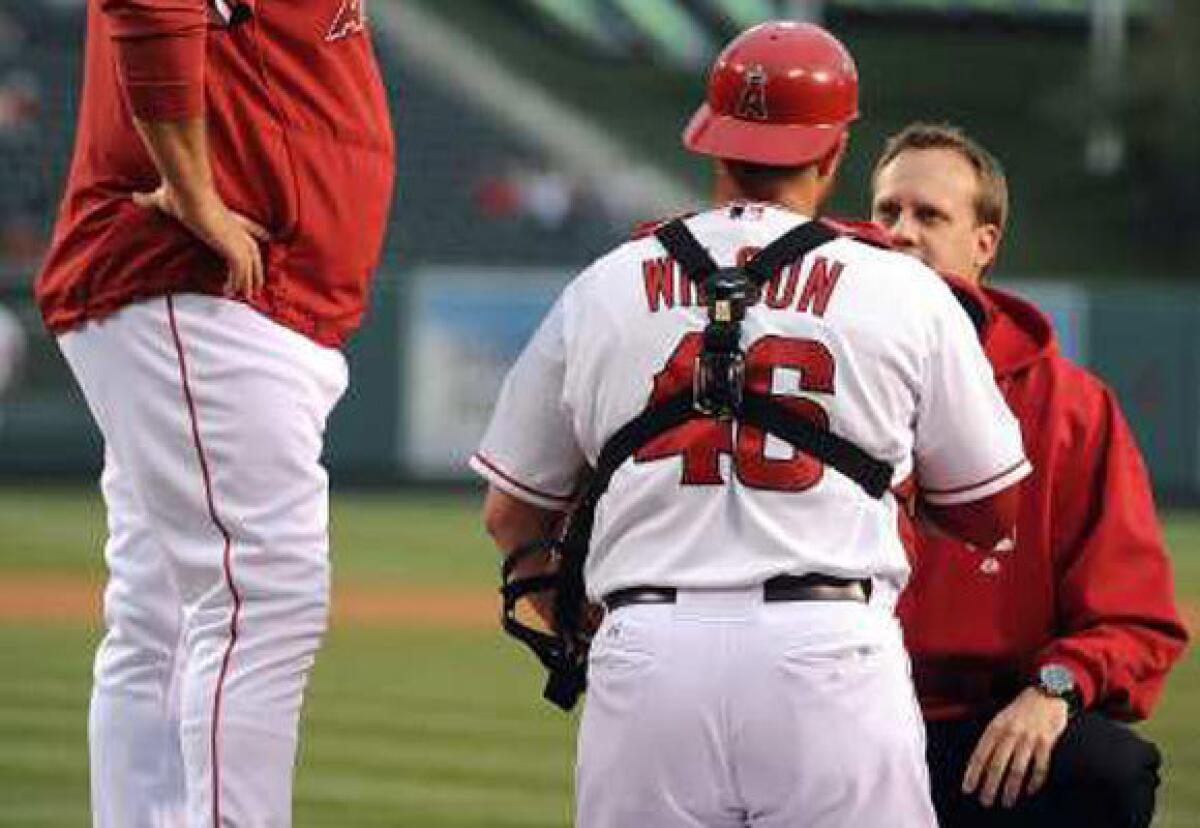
[60,294,347,828]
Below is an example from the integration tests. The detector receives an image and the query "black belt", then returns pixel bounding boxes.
[603,573,872,612]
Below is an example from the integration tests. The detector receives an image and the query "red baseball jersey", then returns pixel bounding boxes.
[899,278,1189,721]
[36,0,395,348]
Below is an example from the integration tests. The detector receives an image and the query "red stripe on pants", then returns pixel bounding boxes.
[167,295,243,826]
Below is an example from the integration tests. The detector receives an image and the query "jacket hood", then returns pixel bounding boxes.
[942,275,1057,378]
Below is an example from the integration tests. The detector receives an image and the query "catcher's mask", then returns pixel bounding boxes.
[499,537,592,710]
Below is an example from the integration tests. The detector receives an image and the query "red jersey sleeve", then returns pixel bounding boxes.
[100,0,209,120]
[1034,382,1189,720]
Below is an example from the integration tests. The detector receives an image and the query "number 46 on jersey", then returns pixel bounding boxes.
[635,332,836,493]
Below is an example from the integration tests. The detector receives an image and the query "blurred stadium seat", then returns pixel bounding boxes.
[0,2,81,282]
[385,39,627,268]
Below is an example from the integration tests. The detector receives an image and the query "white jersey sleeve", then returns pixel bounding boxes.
[913,280,1031,505]
[469,294,585,511]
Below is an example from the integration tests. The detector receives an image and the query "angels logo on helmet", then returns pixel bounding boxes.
[736,65,770,121]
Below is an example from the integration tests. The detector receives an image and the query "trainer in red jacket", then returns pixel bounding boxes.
[871,123,1187,828]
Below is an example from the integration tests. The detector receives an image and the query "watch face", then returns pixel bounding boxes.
[1039,664,1075,696]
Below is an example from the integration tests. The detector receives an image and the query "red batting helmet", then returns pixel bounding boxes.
[683,21,859,167]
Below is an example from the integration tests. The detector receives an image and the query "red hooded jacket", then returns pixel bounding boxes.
[35,0,395,348]
[898,278,1189,722]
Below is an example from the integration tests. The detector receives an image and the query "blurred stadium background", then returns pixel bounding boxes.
[0,0,1196,825]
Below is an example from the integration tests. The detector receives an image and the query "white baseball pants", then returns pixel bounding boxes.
[59,295,347,828]
[576,589,937,828]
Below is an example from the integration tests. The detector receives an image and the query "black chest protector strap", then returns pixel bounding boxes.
[655,214,843,288]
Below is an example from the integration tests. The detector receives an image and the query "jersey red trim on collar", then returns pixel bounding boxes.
[822,217,894,249]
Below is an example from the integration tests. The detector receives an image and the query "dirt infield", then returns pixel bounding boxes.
[0,575,499,630]
[1,574,1197,635]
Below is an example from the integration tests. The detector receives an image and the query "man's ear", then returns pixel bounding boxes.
[974,223,1002,275]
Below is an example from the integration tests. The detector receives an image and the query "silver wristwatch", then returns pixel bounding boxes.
[1036,663,1082,716]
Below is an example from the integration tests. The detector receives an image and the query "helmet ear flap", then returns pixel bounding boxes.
[817,131,849,178]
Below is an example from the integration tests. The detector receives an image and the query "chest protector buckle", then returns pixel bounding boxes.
[695,267,750,419]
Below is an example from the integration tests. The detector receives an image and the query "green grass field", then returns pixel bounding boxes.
[0,487,1195,826]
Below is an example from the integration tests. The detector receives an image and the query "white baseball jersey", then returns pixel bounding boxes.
[472,203,1029,602]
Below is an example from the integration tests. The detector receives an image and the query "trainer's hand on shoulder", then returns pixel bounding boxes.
[134,184,271,299]
[962,686,1069,810]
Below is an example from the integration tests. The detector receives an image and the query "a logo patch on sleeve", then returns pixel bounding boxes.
[326,0,367,42]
